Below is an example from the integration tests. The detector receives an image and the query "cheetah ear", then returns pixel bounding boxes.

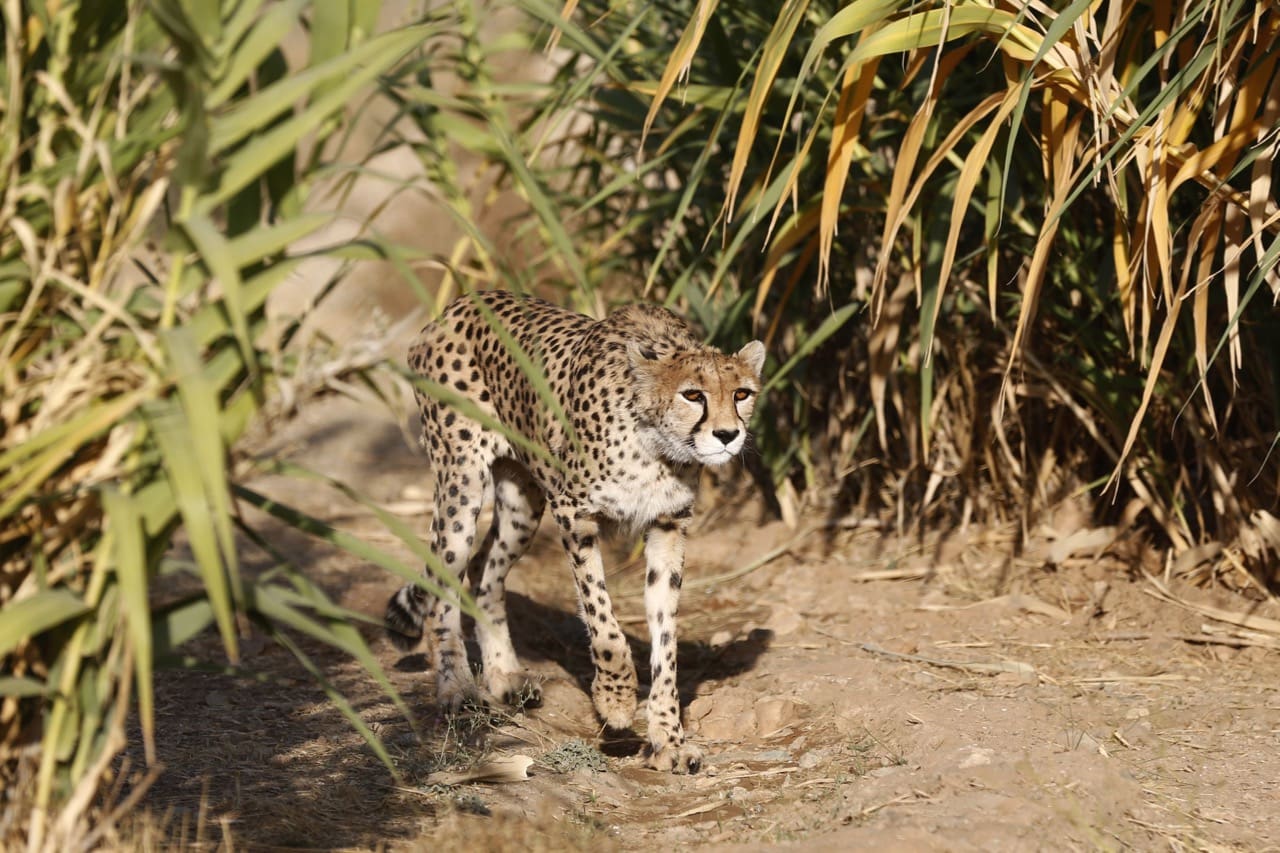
[737,340,766,377]
[626,340,661,370]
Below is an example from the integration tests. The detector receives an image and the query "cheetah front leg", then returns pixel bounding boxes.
[553,503,638,730]
[427,466,490,710]
[641,514,702,773]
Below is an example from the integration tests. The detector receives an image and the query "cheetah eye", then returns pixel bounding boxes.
[681,389,705,404]
[733,388,754,402]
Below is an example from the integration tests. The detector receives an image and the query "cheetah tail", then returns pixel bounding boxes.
[384,584,429,652]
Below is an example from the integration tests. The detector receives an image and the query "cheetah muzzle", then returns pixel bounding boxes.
[384,290,765,774]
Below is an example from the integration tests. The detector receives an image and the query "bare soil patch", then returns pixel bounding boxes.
[133,396,1280,850]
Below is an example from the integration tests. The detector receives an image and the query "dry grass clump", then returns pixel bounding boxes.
[1,1,430,846]
[539,0,1280,590]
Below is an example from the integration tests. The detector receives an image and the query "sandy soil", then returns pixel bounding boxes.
[133,394,1280,851]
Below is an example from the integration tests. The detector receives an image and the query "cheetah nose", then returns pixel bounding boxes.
[712,428,740,446]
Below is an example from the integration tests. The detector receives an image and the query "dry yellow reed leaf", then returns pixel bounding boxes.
[930,88,1022,361]
[723,0,810,224]
[1187,203,1222,432]
[753,205,821,325]
[545,0,578,54]
[639,0,718,147]
[868,274,913,452]
[999,150,1083,416]
[819,50,881,294]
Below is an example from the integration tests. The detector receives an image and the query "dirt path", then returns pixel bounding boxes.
[137,396,1280,850]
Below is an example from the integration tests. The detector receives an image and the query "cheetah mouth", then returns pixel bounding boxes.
[695,447,738,466]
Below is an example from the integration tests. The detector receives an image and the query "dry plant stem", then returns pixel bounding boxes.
[77,763,164,851]
[1144,573,1280,637]
[856,640,1037,679]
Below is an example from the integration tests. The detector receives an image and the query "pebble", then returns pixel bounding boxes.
[958,746,995,768]
[799,748,833,769]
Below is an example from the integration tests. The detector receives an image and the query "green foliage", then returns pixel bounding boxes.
[4,0,1279,844]
[545,0,1280,557]
[0,1,451,845]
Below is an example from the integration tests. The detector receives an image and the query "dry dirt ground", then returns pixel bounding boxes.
[132,394,1280,851]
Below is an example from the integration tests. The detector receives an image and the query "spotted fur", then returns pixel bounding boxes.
[385,290,765,773]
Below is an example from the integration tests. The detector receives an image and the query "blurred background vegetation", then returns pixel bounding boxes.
[1,0,1276,845]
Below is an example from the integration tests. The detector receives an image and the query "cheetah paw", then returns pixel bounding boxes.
[644,740,703,775]
[436,672,484,712]
[482,669,543,709]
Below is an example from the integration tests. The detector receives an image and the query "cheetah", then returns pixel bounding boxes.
[385,290,765,773]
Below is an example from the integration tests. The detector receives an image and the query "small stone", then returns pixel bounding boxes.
[958,746,995,768]
[1119,720,1154,746]
[765,606,803,636]
[754,697,802,734]
[799,748,832,769]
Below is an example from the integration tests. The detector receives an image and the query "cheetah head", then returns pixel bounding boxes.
[628,340,766,466]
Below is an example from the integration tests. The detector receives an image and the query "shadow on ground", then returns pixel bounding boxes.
[133,513,771,848]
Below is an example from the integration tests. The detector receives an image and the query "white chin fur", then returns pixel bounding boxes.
[697,450,737,466]
[693,438,744,466]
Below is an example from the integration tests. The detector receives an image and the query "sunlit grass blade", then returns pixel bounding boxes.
[639,0,719,145]
[250,571,412,713]
[145,399,240,666]
[198,24,432,211]
[100,489,154,764]
[0,590,90,659]
[255,612,402,782]
[224,214,331,268]
[0,392,146,520]
[469,294,584,458]
[209,0,307,107]
[163,327,242,601]
[819,52,880,292]
[761,302,859,395]
[231,484,473,616]
[723,0,810,222]
[151,594,217,658]
[406,367,570,474]
[491,123,589,293]
[255,458,437,564]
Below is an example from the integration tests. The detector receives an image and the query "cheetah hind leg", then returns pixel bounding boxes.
[424,463,492,713]
[471,460,545,709]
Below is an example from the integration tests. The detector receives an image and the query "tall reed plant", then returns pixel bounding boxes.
[543,0,1280,573]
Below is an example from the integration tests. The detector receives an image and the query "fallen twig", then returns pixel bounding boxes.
[1144,573,1280,637]
[856,640,1038,679]
[1069,673,1188,685]
[680,526,816,592]
[424,755,534,786]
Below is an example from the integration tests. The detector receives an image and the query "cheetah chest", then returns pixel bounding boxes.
[584,435,697,526]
